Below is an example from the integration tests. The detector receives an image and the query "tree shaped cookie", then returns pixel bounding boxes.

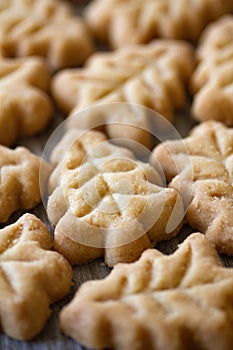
[47,129,184,267]
[0,213,72,340]
[0,145,50,223]
[60,233,233,350]
[0,56,53,146]
[151,121,233,255]
[190,15,233,126]
[84,0,233,48]
[0,0,94,70]
[52,40,194,148]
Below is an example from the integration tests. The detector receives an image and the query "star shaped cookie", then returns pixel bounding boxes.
[47,129,184,267]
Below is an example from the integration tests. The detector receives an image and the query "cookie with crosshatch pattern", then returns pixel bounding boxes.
[47,129,184,267]
[151,121,233,255]
[84,0,233,48]
[60,233,233,350]
[0,213,72,340]
[0,0,94,70]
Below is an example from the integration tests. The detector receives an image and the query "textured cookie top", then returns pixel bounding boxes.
[151,121,233,255]
[85,0,233,48]
[47,130,184,266]
[0,213,72,340]
[0,56,53,146]
[191,15,233,125]
[0,0,94,69]
[0,145,50,223]
[60,233,233,350]
[53,40,194,127]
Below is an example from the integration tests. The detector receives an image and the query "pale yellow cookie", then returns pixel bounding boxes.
[52,40,194,148]
[0,145,50,223]
[151,121,233,255]
[0,0,94,70]
[190,15,233,126]
[60,232,233,350]
[0,56,53,146]
[0,213,72,340]
[85,0,233,48]
[47,129,184,267]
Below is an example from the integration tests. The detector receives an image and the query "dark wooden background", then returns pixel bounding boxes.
[0,1,232,349]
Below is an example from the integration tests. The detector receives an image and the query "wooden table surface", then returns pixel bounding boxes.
[1,1,232,350]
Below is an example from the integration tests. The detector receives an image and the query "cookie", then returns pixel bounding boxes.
[60,232,233,350]
[0,213,72,340]
[85,0,233,48]
[151,121,233,255]
[0,56,53,146]
[0,145,50,223]
[190,15,233,126]
[47,129,184,267]
[0,0,94,70]
[52,40,194,148]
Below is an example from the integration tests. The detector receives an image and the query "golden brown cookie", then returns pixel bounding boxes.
[0,0,94,70]
[0,213,72,341]
[151,121,233,255]
[0,56,53,146]
[52,40,194,148]
[60,232,233,350]
[0,145,50,223]
[85,0,233,48]
[47,129,184,267]
[190,15,233,126]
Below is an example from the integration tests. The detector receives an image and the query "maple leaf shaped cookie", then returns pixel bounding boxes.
[60,233,233,350]
[0,145,50,223]
[190,15,233,126]
[47,129,184,267]
[0,56,53,146]
[0,213,72,340]
[0,0,94,70]
[151,121,233,255]
[52,40,194,148]
[84,0,233,48]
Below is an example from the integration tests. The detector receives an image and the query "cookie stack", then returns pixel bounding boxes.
[0,1,233,349]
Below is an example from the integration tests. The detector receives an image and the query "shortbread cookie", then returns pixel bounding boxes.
[60,233,233,350]
[151,121,233,255]
[0,0,94,70]
[85,0,233,48]
[190,16,233,126]
[52,40,194,148]
[47,129,184,267]
[0,213,72,340]
[0,145,50,223]
[0,56,53,146]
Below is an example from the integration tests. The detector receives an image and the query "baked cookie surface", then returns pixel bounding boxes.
[0,0,94,69]
[0,56,53,146]
[60,232,233,350]
[0,213,72,340]
[191,15,233,125]
[151,121,233,255]
[85,0,233,48]
[52,40,194,148]
[0,145,50,223]
[47,129,184,267]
